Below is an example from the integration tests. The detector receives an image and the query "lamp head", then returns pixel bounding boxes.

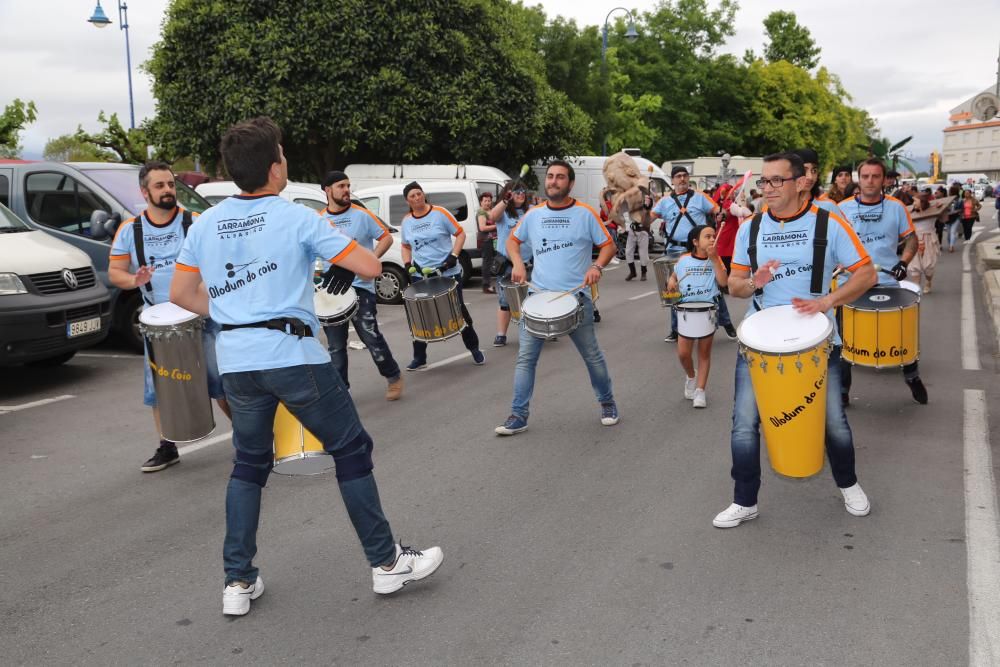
[88,1,112,28]
[625,23,639,41]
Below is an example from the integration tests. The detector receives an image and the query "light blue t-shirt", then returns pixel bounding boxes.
[110,207,195,305]
[837,196,914,287]
[813,196,844,217]
[512,199,613,293]
[653,190,718,247]
[400,205,463,279]
[176,194,357,374]
[674,253,721,303]
[496,209,532,262]
[732,205,870,344]
[319,204,392,293]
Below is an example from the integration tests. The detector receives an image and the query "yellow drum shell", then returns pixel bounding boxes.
[272,404,334,475]
[841,287,919,369]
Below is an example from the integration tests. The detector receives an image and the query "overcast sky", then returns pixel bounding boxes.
[2,0,998,168]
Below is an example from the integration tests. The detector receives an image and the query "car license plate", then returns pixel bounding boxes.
[67,317,101,338]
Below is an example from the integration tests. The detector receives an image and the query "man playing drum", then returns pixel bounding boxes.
[652,165,737,342]
[170,117,443,616]
[318,170,404,401]
[400,181,486,370]
[108,161,229,473]
[837,158,927,405]
[713,151,877,529]
[494,160,620,435]
[486,180,533,346]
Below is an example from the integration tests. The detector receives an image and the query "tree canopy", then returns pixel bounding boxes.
[0,99,37,158]
[762,10,822,70]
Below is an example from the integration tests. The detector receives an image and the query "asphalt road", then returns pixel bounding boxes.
[3,209,1000,666]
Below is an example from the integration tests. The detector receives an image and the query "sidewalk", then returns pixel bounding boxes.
[975,203,1000,348]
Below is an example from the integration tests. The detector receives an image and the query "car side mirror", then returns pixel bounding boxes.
[89,210,111,239]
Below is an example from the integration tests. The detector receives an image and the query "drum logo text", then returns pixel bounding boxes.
[411,318,463,339]
[842,343,909,359]
[768,370,826,428]
[149,360,193,382]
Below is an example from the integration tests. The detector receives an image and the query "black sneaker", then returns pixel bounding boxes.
[664,331,677,343]
[141,442,179,473]
[593,310,602,323]
[906,377,928,404]
[723,324,738,340]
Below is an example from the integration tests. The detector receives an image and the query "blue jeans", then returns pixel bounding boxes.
[410,274,479,363]
[221,363,395,585]
[510,297,613,418]
[730,346,857,506]
[324,289,401,389]
[671,294,731,334]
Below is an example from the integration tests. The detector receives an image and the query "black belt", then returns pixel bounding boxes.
[221,317,313,339]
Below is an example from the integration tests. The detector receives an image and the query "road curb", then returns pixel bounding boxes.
[977,229,1000,356]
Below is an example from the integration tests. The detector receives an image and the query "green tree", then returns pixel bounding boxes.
[73,111,154,164]
[857,134,918,175]
[0,99,38,158]
[762,10,821,70]
[147,0,592,179]
[43,134,117,162]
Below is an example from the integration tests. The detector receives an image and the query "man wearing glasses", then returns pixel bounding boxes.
[712,151,877,529]
[836,159,925,405]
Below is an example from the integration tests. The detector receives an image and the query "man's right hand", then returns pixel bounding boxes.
[511,264,526,284]
[752,260,780,288]
[134,265,154,288]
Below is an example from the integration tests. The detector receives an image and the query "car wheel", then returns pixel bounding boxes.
[459,251,474,286]
[26,351,76,367]
[114,291,145,353]
[375,265,406,305]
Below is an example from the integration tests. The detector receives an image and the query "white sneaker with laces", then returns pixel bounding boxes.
[684,375,697,399]
[372,543,444,594]
[840,483,870,516]
[222,576,264,616]
[712,503,758,528]
[692,388,707,408]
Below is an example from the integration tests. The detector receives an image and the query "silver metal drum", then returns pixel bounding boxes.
[500,279,529,322]
[314,287,359,327]
[402,276,465,342]
[521,291,584,340]
[138,303,215,443]
[652,250,685,307]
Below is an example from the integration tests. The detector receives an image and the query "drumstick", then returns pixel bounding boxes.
[547,281,587,302]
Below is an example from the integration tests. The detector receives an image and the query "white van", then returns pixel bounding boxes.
[532,152,669,213]
[196,181,327,210]
[0,202,111,365]
[345,164,510,196]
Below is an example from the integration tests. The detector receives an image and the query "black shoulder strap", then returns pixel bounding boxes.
[810,208,829,295]
[131,217,154,298]
[667,191,696,244]
[748,212,763,299]
[182,209,193,236]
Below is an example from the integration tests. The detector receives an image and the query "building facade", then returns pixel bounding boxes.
[942,86,1000,181]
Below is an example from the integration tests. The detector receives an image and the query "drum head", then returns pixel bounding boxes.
[899,280,920,295]
[848,287,919,310]
[403,276,455,299]
[138,302,200,326]
[738,304,832,353]
[675,301,714,312]
[522,291,578,318]
[314,287,357,316]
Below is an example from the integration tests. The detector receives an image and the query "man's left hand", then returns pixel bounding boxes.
[441,254,458,271]
[321,265,356,295]
[890,261,908,281]
[585,266,602,286]
[791,294,832,315]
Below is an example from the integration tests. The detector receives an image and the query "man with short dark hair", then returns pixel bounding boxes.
[714,151,876,529]
[495,160,620,435]
[318,171,403,400]
[108,161,229,472]
[170,117,443,616]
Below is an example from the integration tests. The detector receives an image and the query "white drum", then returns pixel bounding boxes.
[675,301,717,339]
[314,287,359,327]
[521,291,583,340]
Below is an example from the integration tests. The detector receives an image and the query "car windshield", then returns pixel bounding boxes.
[80,167,211,216]
[0,202,30,231]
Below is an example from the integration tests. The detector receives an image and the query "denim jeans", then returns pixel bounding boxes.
[840,358,919,391]
[730,346,857,506]
[510,296,613,418]
[410,274,480,363]
[324,289,401,389]
[221,363,395,585]
[671,294,732,333]
[947,220,960,248]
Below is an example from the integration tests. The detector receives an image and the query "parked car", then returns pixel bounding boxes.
[0,160,210,351]
[345,163,509,197]
[197,180,327,210]
[0,201,112,366]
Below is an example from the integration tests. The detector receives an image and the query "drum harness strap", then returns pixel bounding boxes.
[220,319,314,339]
[133,210,194,307]
[666,191,696,247]
[747,207,829,312]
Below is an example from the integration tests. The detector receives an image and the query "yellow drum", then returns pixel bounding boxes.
[738,305,833,478]
[272,403,333,475]
[841,287,919,368]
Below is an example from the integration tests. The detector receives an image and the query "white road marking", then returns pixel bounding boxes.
[963,389,1000,665]
[422,351,478,371]
[628,290,657,301]
[962,233,981,371]
[177,430,233,456]
[0,394,75,414]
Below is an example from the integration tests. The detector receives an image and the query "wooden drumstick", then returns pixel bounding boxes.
[547,281,587,302]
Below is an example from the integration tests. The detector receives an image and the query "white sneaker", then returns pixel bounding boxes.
[712,503,759,528]
[372,543,444,594]
[840,483,870,516]
[222,576,264,616]
[684,375,697,399]
[692,388,707,408]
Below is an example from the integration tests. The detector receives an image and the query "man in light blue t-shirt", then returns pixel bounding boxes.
[486,181,533,346]
[494,160,620,436]
[714,151,877,531]
[170,117,443,616]
[837,158,926,406]
[318,170,402,400]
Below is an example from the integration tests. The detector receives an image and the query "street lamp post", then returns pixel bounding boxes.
[601,7,639,156]
[88,0,135,130]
